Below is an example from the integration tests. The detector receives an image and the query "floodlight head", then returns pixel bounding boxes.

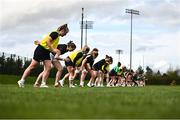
[125,9,140,15]
[80,21,94,29]
[116,49,123,54]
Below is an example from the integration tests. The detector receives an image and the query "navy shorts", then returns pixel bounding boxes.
[109,69,117,76]
[93,64,101,71]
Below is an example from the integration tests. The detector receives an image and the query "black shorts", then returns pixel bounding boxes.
[109,69,117,76]
[85,63,93,70]
[33,45,50,62]
[93,64,101,71]
[65,57,74,67]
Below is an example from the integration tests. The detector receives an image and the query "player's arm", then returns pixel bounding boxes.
[54,52,66,61]
[54,50,62,60]
[47,32,59,53]
[46,37,57,53]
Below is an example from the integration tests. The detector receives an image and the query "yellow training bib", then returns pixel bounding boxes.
[69,50,83,66]
[40,31,60,51]
[102,64,110,72]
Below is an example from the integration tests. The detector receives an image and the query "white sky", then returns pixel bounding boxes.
[0,0,180,73]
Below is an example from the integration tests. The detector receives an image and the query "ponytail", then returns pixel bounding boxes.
[67,40,73,44]
[67,41,76,49]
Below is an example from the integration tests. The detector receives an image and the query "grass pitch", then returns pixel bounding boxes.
[0,74,180,119]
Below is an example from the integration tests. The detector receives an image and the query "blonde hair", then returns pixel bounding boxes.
[82,45,90,53]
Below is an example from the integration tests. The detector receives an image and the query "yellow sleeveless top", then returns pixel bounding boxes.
[40,31,60,51]
[102,64,110,72]
[69,50,84,66]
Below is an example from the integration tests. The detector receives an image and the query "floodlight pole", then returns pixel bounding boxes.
[116,49,123,62]
[81,8,84,49]
[85,20,88,45]
[143,55,144,70]
[80,20,93,46]
[125,9,139,71]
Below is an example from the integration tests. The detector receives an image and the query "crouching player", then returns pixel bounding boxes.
[125,70,138,87]
[132,71,146,87]
[107,62,121,87]
[61,45,90,87]
[116,66,127,87]
[18,24,69,88]
[79,48,99,87]
[93,55,113,87]
[33,41,76,87]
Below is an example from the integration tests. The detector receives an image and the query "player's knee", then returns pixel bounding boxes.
[82,70,87,74]
[28,65,36,70]
[75,69,80,74]
[45,67,51,72]
[57,67,62,72]
[91,73,95,78]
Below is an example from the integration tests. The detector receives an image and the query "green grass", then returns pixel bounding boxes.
[0,74,180,119]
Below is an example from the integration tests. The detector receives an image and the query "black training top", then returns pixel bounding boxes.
[49,31,59,40]
[57,44,68,55]
[52,44,68,56]
[93,59,106,70]
[85,54,95,68]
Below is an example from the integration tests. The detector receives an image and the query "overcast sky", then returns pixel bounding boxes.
[0,0,180,72]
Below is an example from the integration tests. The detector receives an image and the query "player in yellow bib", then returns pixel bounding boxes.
[93,55,113,87]
[61,45,90,87]
[79,48,99,87]
[18,24,69,88]
[33,41,76,88]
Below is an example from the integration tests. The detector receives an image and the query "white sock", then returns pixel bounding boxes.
[61,78,64,82]
[80,81,84,86]
[69,77,73,86]
[87,82,90,85]
[41,80,46,85]
[19,79,25,83]
[69,76,73,81]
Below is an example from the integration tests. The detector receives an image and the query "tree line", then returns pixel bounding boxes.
[0,52,68,79]
[0,52,179,85]
[145,66,180,85]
